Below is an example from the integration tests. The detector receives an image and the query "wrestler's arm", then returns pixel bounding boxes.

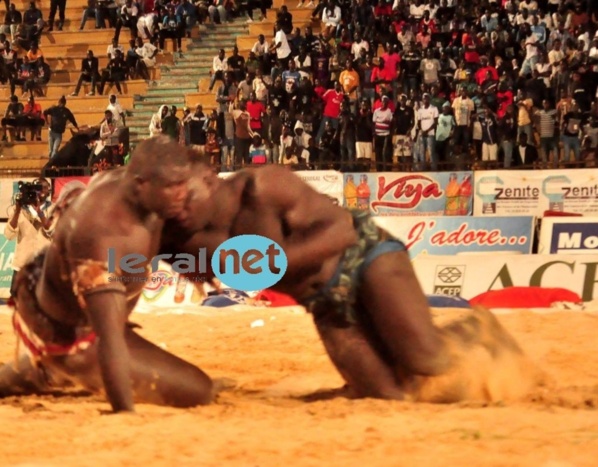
[258,169,357,272]
[69,237,134,413]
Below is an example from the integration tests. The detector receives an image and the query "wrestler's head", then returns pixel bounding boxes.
[128,136,191,219]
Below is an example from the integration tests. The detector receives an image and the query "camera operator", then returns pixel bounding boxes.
[3,178,53,298]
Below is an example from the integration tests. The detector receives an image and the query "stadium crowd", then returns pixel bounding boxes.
[172,0,598,172]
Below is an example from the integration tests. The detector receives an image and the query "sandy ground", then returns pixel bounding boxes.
[1,307,598,467]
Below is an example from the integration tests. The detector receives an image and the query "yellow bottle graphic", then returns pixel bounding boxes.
[444,173,460,216]
[344,175,358,208]
[174,276,187,304]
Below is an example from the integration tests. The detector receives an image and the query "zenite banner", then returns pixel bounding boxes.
[344,172,474,216]
[474,169,598,217]
[374,216,535,259]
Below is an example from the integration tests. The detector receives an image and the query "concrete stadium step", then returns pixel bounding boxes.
[0,157,48,171]
[31,95,134,112]
[0,80,148,99]
[247,18,316,36]
[17,68,161,84]
[39,28,202,45]
[45,53,173,71]
[33,40,189,58]
[184,93,220,108]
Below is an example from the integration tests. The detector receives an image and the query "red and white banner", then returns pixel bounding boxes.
[412,254,598,302]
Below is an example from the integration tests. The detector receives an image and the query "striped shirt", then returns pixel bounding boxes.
[249,145,268,164]
[535,109,557,138]
[372,108,393,136]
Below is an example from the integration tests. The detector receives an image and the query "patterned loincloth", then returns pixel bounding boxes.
[10,249,97,366]
[301,209,406,324]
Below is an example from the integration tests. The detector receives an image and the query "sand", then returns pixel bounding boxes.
[1,307,598,467]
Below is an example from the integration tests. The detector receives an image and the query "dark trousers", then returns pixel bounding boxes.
[374,134,392,171]
[114,16,138,42]
[99,70,125,94]
[74,72,99,94]
[159,29,182,51]
[234,137,252,169]
[49,0,67,29]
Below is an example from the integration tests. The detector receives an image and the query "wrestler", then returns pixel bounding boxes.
[0,137,215,413]
[217,166,538,402]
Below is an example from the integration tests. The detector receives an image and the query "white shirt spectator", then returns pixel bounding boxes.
[372,108,393,136]
[136,41,157,67]
[251,40,269,57]
[212,55,227,73]
[121,3,139,17]
[322,6,342,27]
[409,4,425,19]
[525,33,539,59]
[590,45,598,72]
[107,98,125,125]
[417,105,439,134]
[107,44,125,59]
[351,40,369,60]
[274,30,291,59]
[548,48,564,75]
[4,203,52,271]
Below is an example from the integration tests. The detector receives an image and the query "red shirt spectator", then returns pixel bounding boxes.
[475,65,498,86]
[322,85,344,119]
[246,98,265,131]
[371,65,394,95]
[497,89,513,118]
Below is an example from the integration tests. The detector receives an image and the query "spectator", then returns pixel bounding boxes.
[188,104,207,155]
[1,95,25,142]
[499,104,518,168]
[2,3,22,41]
[394,94,415,170]
[4,178,52,299]
[48,0,67,31]
[227,46,246,82]
[43,96,79,160]
[512,132,539,167]
[270,21,292,67]
[99,109,125,165]
[246,91,265,137]
[534,98,558,164]
[372,95,393,171]
[80,0,102,30]
[232,99,253,169]
[434,101,456,170]
[114,0,139,43]
[134,36,158,81]
[478,106,499,167]
[99,49,127,95]
[561,100,583,163]
[415,93,438,170]
[22,95,44,141]
[248,134,268,164]
[107,93,126,127]
[160,7,183,55]
[71,50,100,97]
[149,104,168,137]
[209,49,228,91]
[161,105,182,142]
[316,81,343,143]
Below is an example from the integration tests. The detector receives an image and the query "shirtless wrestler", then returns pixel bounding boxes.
[0,137,215,413]
[212,166,539,403]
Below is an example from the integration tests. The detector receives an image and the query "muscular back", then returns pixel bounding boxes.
[230,166,357,297]
[37,169,164,325]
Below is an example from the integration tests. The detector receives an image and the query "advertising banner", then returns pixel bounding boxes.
[343,172,473,216]
[538,217,598,255]
[374,216,535,259]
[297,170,343,205]
[52,176,92,201]
[219,170,344,204]
[0,223,16,297]
[474,169,598,217]
[412,254,598,302]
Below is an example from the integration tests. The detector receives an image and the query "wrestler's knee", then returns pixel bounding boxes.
[167,368,214,407]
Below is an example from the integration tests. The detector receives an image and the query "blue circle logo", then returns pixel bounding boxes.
[211,235,288,291]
